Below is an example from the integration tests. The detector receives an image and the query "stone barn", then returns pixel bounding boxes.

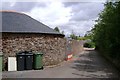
[0,11,66,70]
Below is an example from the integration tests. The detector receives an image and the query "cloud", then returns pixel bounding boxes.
[63,2,80,7]
[59,20,95,36]
[61,2,104,36]
[27,2,72,28]
[2,1,105,37]
[2,2,46,12]
[64,2,104,21]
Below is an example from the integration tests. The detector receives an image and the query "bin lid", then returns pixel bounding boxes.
[28,52,33,54]
[16,52,26,56]
[25,53,33,56]
[34,52,43,55]
[0,54,3,57]
[25,51,33,55]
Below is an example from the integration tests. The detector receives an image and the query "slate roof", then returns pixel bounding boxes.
[1,11,63,35]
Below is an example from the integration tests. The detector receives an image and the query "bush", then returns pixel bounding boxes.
[83,42,95,48]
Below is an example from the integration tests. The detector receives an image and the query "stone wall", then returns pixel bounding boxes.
[1,33,66,70]
[1,33,84,70]
[71,40,84,56]
[66,39,84,58]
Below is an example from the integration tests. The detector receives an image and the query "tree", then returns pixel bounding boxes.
[70,33,75,39]
[61,31,64,35]
[54,27,60,32]
[91,1,120,67]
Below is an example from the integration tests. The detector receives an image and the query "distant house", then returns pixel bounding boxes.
[0,11,66,69]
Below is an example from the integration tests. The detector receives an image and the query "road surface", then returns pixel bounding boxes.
[2,48,120,79]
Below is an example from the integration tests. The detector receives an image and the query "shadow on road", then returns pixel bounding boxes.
[71,49,120,78]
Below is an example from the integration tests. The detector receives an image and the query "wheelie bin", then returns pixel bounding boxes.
[33,52,43,70]
[0,54,3,71]
[25,51,33,70]
[16,52,25,71]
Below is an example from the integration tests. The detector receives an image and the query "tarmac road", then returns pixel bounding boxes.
[2,48,120,79]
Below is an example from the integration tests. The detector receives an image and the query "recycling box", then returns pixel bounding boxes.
[8,57,17,71]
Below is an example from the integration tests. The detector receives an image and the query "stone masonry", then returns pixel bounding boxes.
[1,33,66,70]
[1,33,84,70]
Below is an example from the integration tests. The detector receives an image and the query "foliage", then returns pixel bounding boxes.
[70,33,77,40]
[83,42,95,48]
[77,37,88,40]
[91,1,120,68]
[54,27,60,32]
[61,31,64,35]
[84,31,94,40]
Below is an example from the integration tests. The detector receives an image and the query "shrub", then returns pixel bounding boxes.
[83,42,95,48]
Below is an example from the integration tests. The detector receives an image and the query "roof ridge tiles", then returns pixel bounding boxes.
[0,10,25,15]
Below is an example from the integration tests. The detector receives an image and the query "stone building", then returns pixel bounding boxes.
[0,11,66,69]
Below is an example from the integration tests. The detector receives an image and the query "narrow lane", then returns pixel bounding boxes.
[71,48,120,78]
[2,48,120,78]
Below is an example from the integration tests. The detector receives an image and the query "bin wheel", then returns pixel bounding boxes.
[41,66,44,70]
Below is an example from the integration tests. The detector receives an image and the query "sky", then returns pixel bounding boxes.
[1,0,106,37]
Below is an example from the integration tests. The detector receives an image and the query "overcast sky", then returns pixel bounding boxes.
[2,0,106,36]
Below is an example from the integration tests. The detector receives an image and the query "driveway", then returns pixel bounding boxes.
[2,48,120,79]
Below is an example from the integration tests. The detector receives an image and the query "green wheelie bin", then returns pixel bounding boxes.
[33,52,43,70]
[0,54,3,71]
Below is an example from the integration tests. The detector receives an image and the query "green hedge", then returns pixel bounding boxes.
[83,42,95,48]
